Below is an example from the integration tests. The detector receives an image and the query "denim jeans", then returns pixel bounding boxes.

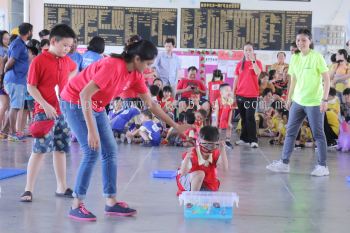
[61,100,117,200]
[236,96,258,143]
[281,102,327,166]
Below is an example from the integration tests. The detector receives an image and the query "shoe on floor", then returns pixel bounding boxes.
[266,160,290,173]
[310,165,330,177]
[105,202,137,216]
[69,203,96,221]
[235,140,249,146]
[225,141,233,149]
[327,142,338,149]
[250,142,259,148]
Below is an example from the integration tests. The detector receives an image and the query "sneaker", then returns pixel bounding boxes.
[327,142,337,149]
[310,165,329,177]
[266,160,290,173]
[225,141,233,149]
[294,144,305,150]
[105,202,137,216]
[69,203,97,221]
[250,142,259,148]
[235,140,249,146]
[8,133,25,142]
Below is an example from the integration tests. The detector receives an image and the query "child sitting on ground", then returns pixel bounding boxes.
[176,126,229,195]
[126,109,161,147]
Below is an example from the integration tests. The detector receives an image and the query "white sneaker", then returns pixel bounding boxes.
[266,160,290,173]
[120,134,126,143]
[310,165,329,177]
[235,140,249,146]
[250,142,259,148]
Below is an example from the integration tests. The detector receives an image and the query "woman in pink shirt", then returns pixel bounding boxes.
[61,39,188,221]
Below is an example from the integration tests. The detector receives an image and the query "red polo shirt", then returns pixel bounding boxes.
[27,51,76,115]
[61,57,148,112]
[177,78,206,98]
[234,60,262,98]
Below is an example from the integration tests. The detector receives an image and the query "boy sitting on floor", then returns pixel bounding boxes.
[176,126,229,195]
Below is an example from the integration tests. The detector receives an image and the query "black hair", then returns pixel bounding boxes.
[185,110,195,124]
[277,51,286,58]
[329,87,337,97]
[149,85,160,97]
[330,53,337,63]
[162,85,173,94]
[18,23,33,36]
[259,72,269,80]
[141,109,153,119]
[262,88,273,97]
[49,24,76,41]
[197,109,207,119]
[27,39,40,51]
[9,34,18,44]
[0,30,9,47]
[111,39,158,63]
[87,36,105,54]
[39,29,50,38]
[281,109,289,119]
[219,83,230,90]
[165,38,175,46]
[241,41,254,71]
[343,88,350,95]
[337,49,350,63]
[40,39,50,49]
[212,69,223,81]
[153,78,163,85]
[187,66,198,72]
[27,46,39,56]
[291,41,297,48]
[126,35,142,46]
[269,70,276,80]
[274,88,283,97]
[199,126,219,142]
[295,28,314,54]
[271,100,283,110]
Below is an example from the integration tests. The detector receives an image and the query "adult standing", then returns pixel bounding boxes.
[0,30,10,129]
[233,42,262,148]
[1,23,33,140]
[266,29,331,176]
[60,39,189,221]
[153,38,181,93]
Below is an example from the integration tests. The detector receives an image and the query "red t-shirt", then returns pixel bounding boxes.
[27,51,76,115]
[218,98,233,129]
[177,78,206,98]
[160,97,175,109]
[234,60,262,98]
[208,80,223,104]
[118,89,139,99]
[61,57,148,112]
[176,147,220,195]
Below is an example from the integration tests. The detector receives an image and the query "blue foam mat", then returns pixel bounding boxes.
[0,168,27,180]
[152,170,177,179]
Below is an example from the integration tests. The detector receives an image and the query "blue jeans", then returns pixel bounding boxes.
[281,102,327,166]
[61,100,117,200]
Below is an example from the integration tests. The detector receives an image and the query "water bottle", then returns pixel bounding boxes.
[211,111,218,127]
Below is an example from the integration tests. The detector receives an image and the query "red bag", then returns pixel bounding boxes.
[29,120,55,138]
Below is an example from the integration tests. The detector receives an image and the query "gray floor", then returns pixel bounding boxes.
[0,137,350,233]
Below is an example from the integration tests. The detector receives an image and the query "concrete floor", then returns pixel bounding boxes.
[0,137,350,233]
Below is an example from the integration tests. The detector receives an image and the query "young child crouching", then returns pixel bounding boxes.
[176,126,228,195]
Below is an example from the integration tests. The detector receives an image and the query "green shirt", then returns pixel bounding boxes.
[288,50,329,106]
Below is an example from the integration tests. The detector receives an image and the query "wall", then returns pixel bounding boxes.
[25,0,350,64]
[0,0,9,30]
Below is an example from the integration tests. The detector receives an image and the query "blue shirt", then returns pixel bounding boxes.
[68,52,83,71]
[80,51,103,70]
[140,120,161,143]
[110,108,140,132]
[153,52,181,86]
[4,37,29,85]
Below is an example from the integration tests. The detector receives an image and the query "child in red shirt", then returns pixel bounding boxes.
[176,126,228,195]
[60,39,189,221]
[208,69,224,104]
[214,83,234,149]
[20,24,78,202]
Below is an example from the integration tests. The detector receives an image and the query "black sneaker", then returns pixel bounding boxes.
[225,141,233,149]
[294,144,305,149]
[105,202,137,216]
[327,141,337,149]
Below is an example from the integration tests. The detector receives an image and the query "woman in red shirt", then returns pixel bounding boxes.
[61,39,188,221]
[233,42,262,148]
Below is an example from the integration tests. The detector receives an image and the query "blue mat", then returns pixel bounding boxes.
[0,168,26,180]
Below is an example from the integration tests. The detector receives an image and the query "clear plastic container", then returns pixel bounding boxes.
[179,191,239,219]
